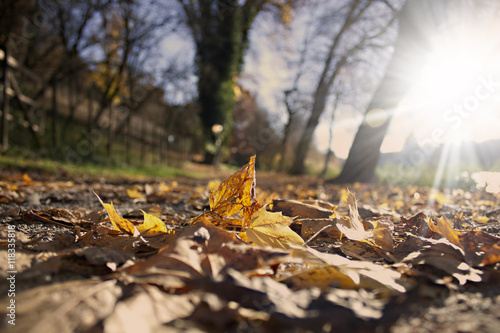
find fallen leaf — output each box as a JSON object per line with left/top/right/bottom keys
{"left": 281, "top": 265, "right": 358, "bottom": 290}
{"left": 369, "top": 219, "right": 394, "bottom": 251}
{"left": 427, "top": 216, "right": 461, "bottom": 247}
{"left": 336, "top": 190, "right": 371, "bottom": 241}
{"left": 126, "top": 187, "right": 144, "bottom": 199}
{"left": 398, "top": 237, "right": 483, "bottom": 285}
{"left": 95, "top": 192, "right": 139, "bottom": 236}
{"left": 458, "top": 230, "right": 500, "bottom": 266}
{"left": 472, "top": 216, "right": 489, "bottom": 224}
{"left": 0, "top": 280, "right": 121, "bottom": 333}
{"left": 245, "top": 205, "right": 304, "bottom": 249}
{"left": 136, "top": 210, "right": 168, "bottom": 236}
{"left": 289, "top": 245, "right": 407, "bottom": 293}
{"left": 270, "top": 199, "right": 334, "bottom": 219}
{"left": 208, "top": 155, "right": 261, "bottom": 223}
{"left": 104, "top": 285, "right": 197, "bottom": 332}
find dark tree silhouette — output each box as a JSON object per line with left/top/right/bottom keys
{"left": 291, "top": 0, "right": 396, "bottom": 175}
{"left": 332, "top": 0, "right": 453, "bottom": 183}
{"left": 178, "top": 0, "right": 297, "bottom": 162}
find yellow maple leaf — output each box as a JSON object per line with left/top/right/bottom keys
{"left": 137, "top": 210, "right": 168, "bottom": 236}
{"left": 95, "top": 193, "right": 139, "bottom": 236}
{"left": 427, "top": 216, "right": 460, "bottom": 247}
{"left": 245, "top": 205, "right": 304, "bottom": 249}
{"left": 208, "top": 155, "right": 261, "bottom": 223}
{"left": 472, "top": 216, "right": 489, "bottom": 224}
{"left": 126, "top": 187, "right": 144, "bottom": 199}
{"left": 95, "top": 192, "right": 172, "bottom": 236}
{"left": 339, "top": 188, "right": 349, "bottom": 204}
{"left": 280, "top": 265, "right": 357, "bottom": 290}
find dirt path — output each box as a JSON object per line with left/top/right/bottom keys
{"left": 1, "top": 166, "right": 499, "bottom": 332}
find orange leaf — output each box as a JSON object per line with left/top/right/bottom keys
{"left": 208, "top": 156, "right": 261, "bottom": 223}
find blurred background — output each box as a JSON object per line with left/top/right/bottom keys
{"left": 1, "top": 0, "right": 499, "bottom": 191}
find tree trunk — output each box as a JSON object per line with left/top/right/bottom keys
{"left": 1, "top": 43, "right": 9, "bottom": 153}
{"left": 290, "top": 0, "right": 371, "bottom": 175}
{"left": 278, "top": 90, "right": 296, "bottom": 172}
{"left": 291, "top": 83, "right": 330, "bottom": 174}
{"left": 179, "top": 0, "right": 263, "bottom": 162}
{"left": 331, "top": 0, "right": 447, "bottom": 184}
{"left": 126, "top": 113, "right": 131, "bottom": 165}
{"left": 320, "top": 95, "right": 340, "bottom": 177}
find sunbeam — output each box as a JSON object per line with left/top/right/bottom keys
{"left": 394, "top": 2, "right": 500, "bottom": 191}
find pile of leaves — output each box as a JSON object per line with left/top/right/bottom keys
{"left": 1, "top": 157, "right": 499, "bottom": 332}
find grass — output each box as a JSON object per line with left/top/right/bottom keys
{"left": 0, "top": 154, "right": 210, "bottom": 181}
{"left": 375, "top": 160, "right": 491, "bottom": 190}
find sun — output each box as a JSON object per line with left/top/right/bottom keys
{"left": 393, "top": 6, "right": 500, "bottom": 190}
{"left": 415, "top": 47, "right": 483, "bottom": 106}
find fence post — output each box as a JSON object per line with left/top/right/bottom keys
{"left": 126, "top": 113, "right": 131, "bottom": 165}
{"left": 1, "top": 43, "right": 9, "bottom": 154}
{"left": 140, "top": 117, "right": 145, "bottom": 166}
{"left": 87, "top": 86, "right": 94, "bottom": 161}
{"left": 108, "top": 104, "right": 115, "bottom": 164}
{"left": 51, "top": 79, "right": 60, "bottom": 156}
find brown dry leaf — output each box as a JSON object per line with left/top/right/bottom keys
{"left": 73, "top": 247, "right": 135, "bottom": 270}
{"left": 245, "top": 205, "right": 305, "bottom": 249}
{"left": 424, "top": 217, "right": 500, "bottom": 266}
{"left": 458, "top": 230, "right": 500, "bottom": 266}
{"left": 270, "top": 199, "right": 334, "bottom": 219}
{"left": 289, "top": 245, "right": 407, "bottom": 293}
{"left": 336, "top": 190, "right": 371, "bottom": 241}
{"left": 399, "top": 213, "right": 438, "bottom": 239}
{"left": 0, "top": 279, "right": 121, "bottom": 333}
{"left": 300, "top": 218, "right": 342, "bottom": 240}
{"left": 369, "top": 219, "right": 394, "bottom": 251}
{"left": 482, "top": 243, "right": 500, "bottom": 266}
{"left": 340, "top": 240, "right": 390, "bottom": 262}
{"left": 400, "top": 238, "right": 482, "bottom": 285}
{"left": 208, "top": 155, "right": 261, "bottom": 223}
{"left": 122, "top": 217, "right": 294, "bottom": 283}
{"left": 104, "top": 285, "right": 197, "bottom": 332}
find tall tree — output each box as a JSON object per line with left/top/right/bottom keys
{"left": 291, "top": 0, "right": 397, "bottom": 174}
{"left": 332, "top": 0, "right": 451, "bottom": 183}
{"left": 178, "top": 0, "right": 295, "bottom": 161}
{"left": 0, "top": 0, "right": 37, "bottom": 153}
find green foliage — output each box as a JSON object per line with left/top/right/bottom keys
{"left": 375, "top": 161, "right": 489, "bottom": 189}
{"left": 0, "top": 154, "right": 205, "bottom": 180}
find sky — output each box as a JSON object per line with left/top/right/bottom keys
{"left": 162, "top": 1, "right": 500, "bottom": 160}
{"left": 244, "top": 1, "right": 500, "bottom": 160}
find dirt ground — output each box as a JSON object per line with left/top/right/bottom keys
{"left": 1, "top": 163, "right": 499, "bottom": 332}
